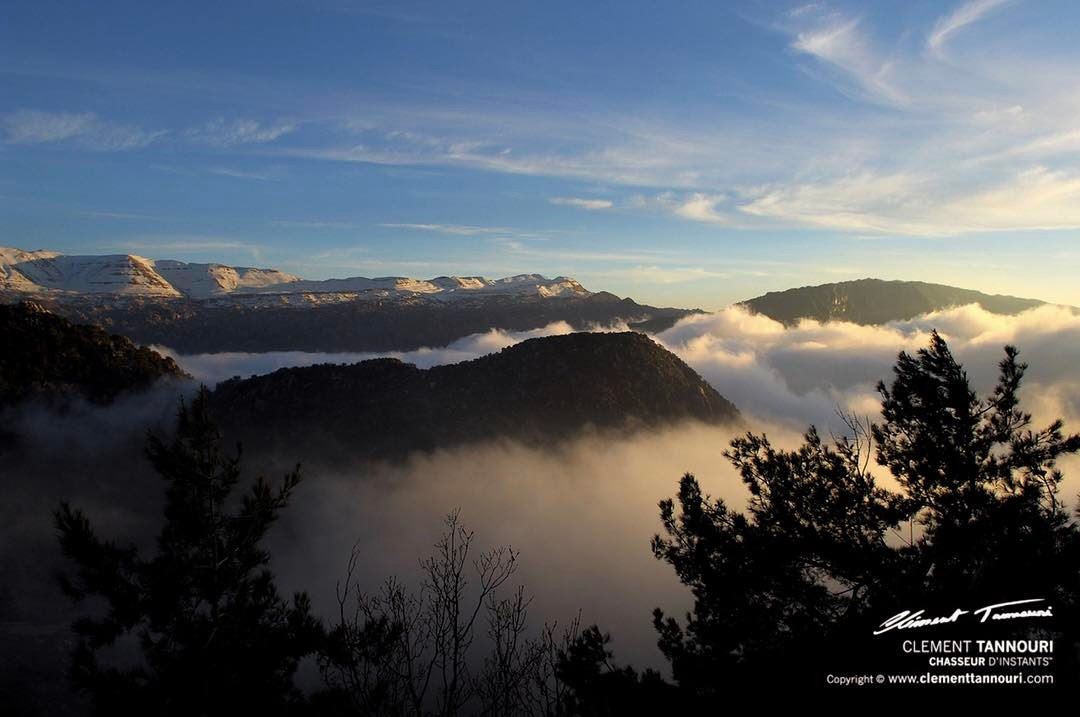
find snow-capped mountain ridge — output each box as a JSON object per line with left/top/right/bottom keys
{"left": 0, "top": 246, "right": 590, "bottom": 302}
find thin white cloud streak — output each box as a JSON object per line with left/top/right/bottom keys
{"left": 207, "top": 166, "right": 283, "bottom": 181}
{"left": 585, "top": 265, "right": 733, "bottom": 285}
{"left": 1, "top": 109, "right": 166, "bottom": 150}
{"left": 663, "top": 167, "right": 1080, "bottom": 235}
{"left": 548, "top": 197, "right": 613, "bottom": 210}
{"left": 186, "top": 117, "right": 297, "bottom": 146}
{"left": 380, "top": 223, "right": 555, "bottom": 241}
{"left": 379, "top": 223, "right": 518, "bottom": 236}
{"left": 928, "top": 0, "right": 1012, "bottom": 54}
{"left": 83, "top": 210, "right": 167, "bottom": 221}
{"left": 2, "top": 109, "right": 95, "bottom": 143}
{"left": 674, "top": 193, "right": 733, "bottom": 224}
{"left": 285, "top": 141, "right": 686, "bottom": 188}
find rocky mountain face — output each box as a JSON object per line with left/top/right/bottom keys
{"left": 742, "top": 278, "right": 1047, "bottom": 325}
{"left": 210, "top": 331, "right": 739, "bottom": 464}
{"left": 0, "top": 301, "right": 187, "bottom": 407}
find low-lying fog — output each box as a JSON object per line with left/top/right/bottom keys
{"left": 160, "top": 302, "right": 1080, "bottom": 436}
{"left": 5, "top": 303, "right": 1080, "bottom": 702}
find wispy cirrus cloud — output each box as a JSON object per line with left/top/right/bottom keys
{"left": 186, "top": 117, "right": 297, "bottom": 147}
{"left": 1, "top": 109, "right": 166, "bottom": 150}
{"left": 5, "top": 2, "right": 1075, "bottom": 247}
{"left": 928, "top": 0, "right": 1012, "bottom": 55}
{"left": 731, "top": 167, "right": 1080, "bottom": 235}
{"left": 674, "top": 193, "right": 733, "bottom": 225}
{"left": 790, "top": 16, "right": 904, "bottom": 106}
{"left": 736, "top": 172, "right": 928, "bottom": 233}
{"left": 278, "top": 127, "right": 725, "bottom": 190}
{"left": 2, "top": 109, "right": 94, "bottom": 143}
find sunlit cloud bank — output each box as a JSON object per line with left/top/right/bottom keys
{"left": 656, "top": 303, "right": 1080, "bottom": 502}
{"left": 657, "top": 303, "right": 1080, "bottom": 430}
{"left": 165, "top": 302, "right": 1080, "bottom": 434}
{"left": 161, "top": 301, "right": 1080, "bottom": 500}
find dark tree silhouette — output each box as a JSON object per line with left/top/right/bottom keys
{"left": 54, "top": 387, "right": 323, "bottom": 715}
{"left": 553, "top": 625, "right": 684, "bottom": 716}
{"left": 652, "top": 332, "right": 1080, "bottom": 693}
{"left": 318, "top": 511, "right": 672, "bottom": 716}
{"left": 320, "top": 511, "right": 529, "bottom": 716}
{"left": 873, "top": 333, "right": 1080, "bottom": 604}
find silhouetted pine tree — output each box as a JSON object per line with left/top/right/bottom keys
{"left": 651, "top": 332, "right": 1080, "bottom": 694}
{"left": 553, "top": 625, "right": 685, "bottom": 716}
{"left": 55, "top": 387, "right": 323, "bottom": 715}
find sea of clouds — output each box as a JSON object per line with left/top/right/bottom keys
{"left": 7, "top": 302, "right": 1080, "bottom": 697}
{"left": 162, "top": 302, "right": 1080, "bottom": 435}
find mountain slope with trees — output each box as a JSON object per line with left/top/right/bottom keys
{"left": 49, "top": 292, "right": 696, "bottom": 353}
{"left": 210, "top": 331, "right": 739, "bottom": 464}
{"left": 0, "top": 301, "right": 187, "bottom": 407}
{"left": 742, "top": 278, "right": 1046, "bottom": 325}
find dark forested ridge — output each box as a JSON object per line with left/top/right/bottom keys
{"left": 0, "top": 301, "right": 187, "bottom": 407}
{"left": 742, "top": 278, "right": 1048, "bottom": 325}
{"left": 210, "top": 331, "right": 739, "bottom": 463}
{"left": 43, "top": 292, "right": 697, "bottom": 353}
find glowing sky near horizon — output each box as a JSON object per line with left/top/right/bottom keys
{"left": 3, "top": 0, "right": 1080, "bottom": 309}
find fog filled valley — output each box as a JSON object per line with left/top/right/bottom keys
{"left": 5, "top": 298, "right": 1080, "bottom": 710}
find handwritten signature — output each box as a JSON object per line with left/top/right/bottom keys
{"left": 873, "top": 599, "right": 1053, "bottom": 635}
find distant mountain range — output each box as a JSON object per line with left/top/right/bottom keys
{"left": 48, "top": 291, "right": 693, "bottom": 353}
{"left": 2, "top": 247, "right": 1063, "bottom": 352}
{"left": 0, "top": 246, "right": 696, "bottom": 352}
{"left": 742, "top": 279, "right": 1049, "bottom": 325}
{"left": 210, "top": 331, "right": 739, "bottom": 464}
{"left": 0, "top": 246, "right": 588, "bottom": 302}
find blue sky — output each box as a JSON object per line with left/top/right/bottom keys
{"left": 3, "top": 0, "right": 1080, "bottom": 308}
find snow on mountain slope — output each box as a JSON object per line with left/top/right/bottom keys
{"left": 152, "top": 260, "right": 301, "bottom": 299}
{"left": 8, "top": 252, "right": 181, "bottom": 296}
{"left": 431, "top": 276, "right": 489, "bottom": 291}
{"left": 272, "top": 276, "right": 445, "bottom": 294}
{"left": 0, "top": 247, "right": 60, "bottom": 292}
{"left": 0, "top": 246, "right": 591, "bottom": 302}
